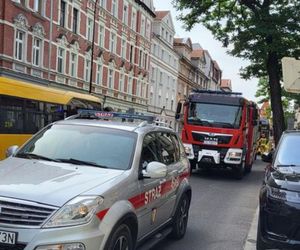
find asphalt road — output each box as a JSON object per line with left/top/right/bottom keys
{"left": 155, "top": 160, "right": 266, "bottom": 250}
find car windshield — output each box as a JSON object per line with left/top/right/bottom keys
{"left": 187, "top": 102, "right": 242, "bottom": 128}
{"left": 276, "top": 134, "right": 300, "bottom": 166}
{"left": 16, "top": 124, "right": 137, "bottom": 170}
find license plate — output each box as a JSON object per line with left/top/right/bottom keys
{"left": 204, "top": 140, "right": 218, "bottom": 145}
{"left": 0, "top": 230, "right": 17, "bottom": 245}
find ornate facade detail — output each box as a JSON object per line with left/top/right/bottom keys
{"left": 13, "top": 13, "right": 29, "bottom": 30}
{"left": 32, "top": 23, "right": 46, "bottom": 38}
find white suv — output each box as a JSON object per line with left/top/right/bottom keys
{"left": 0, "top": 111, "right": 191, "bottom": 250}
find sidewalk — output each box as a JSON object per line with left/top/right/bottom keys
{"left": 244, "top": 207, "right": 259, "bottom": 250}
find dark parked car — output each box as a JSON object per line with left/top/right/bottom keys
{"left": 257, "top": 131, "right": 300, "bottom": 249}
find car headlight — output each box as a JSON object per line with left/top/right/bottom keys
{"left": 267, "top": 186, "right": 300, "bottom": 203}
{"left": 43, "top": 196, "right": 104, "bottom": 228}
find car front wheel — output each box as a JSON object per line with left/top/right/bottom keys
{"left": 170, "top": 193, "right": 190, "bottom": 239}
{"left": 105, "top": 224, "right": 133, "bottom": 250}
{"left": 256, "top": 216, "right": 267, "bottom": 250}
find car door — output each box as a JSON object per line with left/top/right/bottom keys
{"left": 154, "top": 132, "right": 182, "bottom": 226}
{"left": 137, "top": 132, "right": 166, "bottom": 238}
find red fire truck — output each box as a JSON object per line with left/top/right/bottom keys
{"left": 176, "top": 90, "right": 259, "bottom": 179}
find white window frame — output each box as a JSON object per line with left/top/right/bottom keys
{"left": 110, "top": 32, "right": 116, "bottom": 54}
{"left": 57, "top": 47, "right": 65, "bottom": 74}
{"left": 99, "top": 24, "right": 105, "bottom": 47}
{"left": 119, "top": 71, "right": 125, "bottom": 92}
{"left": 108, "top": 68, "right": 114, "bottom": 89}
{"left": 111, "top": 0, "right": 118, "bottom": 18}
{"left": 15, "top": 30, "right": 26, "bottom": 62}
{"left": 131, "top": 9, "right": 137, "bottom": 31}
{"left": 141, "top": 16, "right": 145, "bottom": 36}
{"left": 96, "top": 60, "right": 103, "bottom": 85}
{"left": 121, "top": 38, "right": 126, "bottom": 59}
{"left": 123, "top": 1, "right": 128, "bottom": 25}
{"left": 32, "top": 37, "right": 42, "bottom": 67}
{"left": 87, "top": 17, "right": 93, "bottom": 41}
{"left": 136, "top": 79, "right": 141, "bottom": 97}
{"left": 70, "top": 52, "right": 77, "bottom": 78}
{"left": 85, "top": 57, "right": 91, "bottom": 82}
{"left": 99, "top": 0, "right": 106, "bottom": 8}
{"left": 128, "top": 74, "right": 133, "bottom": 94}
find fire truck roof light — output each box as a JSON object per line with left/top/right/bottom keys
{"left": 191, "top": 89, "right": 243, "bottom": 96}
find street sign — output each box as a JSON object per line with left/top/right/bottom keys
{"left": 282, "top": 57, "right": 300, "bottom": 93}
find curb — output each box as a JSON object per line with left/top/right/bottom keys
{"left": 244, "top": 207, "right": 259, "bottom": 250}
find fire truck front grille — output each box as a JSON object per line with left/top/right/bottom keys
{"left": 0, "top": 197, "right": 57, "bottom": 228}
{"left": 192, "top": 132, "right": 232, "bottom": 144}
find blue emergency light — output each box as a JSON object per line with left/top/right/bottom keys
{"left": 77, "top": 110, "right": 155, "bottom": 123}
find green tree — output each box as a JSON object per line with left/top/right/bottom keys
{"left": 173, "top": 0, "right": 300, "bottom": 145}
{"left": 255, "top": 77, "right": 297, "bottom": 125}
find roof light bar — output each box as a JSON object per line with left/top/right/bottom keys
{"left": 77, "top": 110, "right": 155, "bottom": 122}
{"left": 191, "top": 89, "right": 242, "bottom": 96}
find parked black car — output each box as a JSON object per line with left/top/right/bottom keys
{"left": 257, "top": 131, "right": 300, "bottom": 249}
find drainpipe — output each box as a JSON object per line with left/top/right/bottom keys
{"left": 47, "top": 0, "right": 53, "bottom": 85}
{"left": 89, "top": 0, "right": 99, "bottom": 94}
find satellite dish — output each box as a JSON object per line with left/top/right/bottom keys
{"left": 282, "top": 57, "right": 300, "bottom": 93}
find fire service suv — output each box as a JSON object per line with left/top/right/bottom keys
{"left": 176, "top": 90, "right": 259, "bottom": 179}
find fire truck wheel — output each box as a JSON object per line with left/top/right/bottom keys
{"left": 234, "top": 163, "right": 245, "bottom": 180}
{"left": 244, "top": 164, "right": 252, "bottom": 174}
{"left": 190, "top": 159, "right": 198, "bottom": 170}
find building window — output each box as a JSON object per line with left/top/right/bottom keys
{"left": 108, "top": 69, "right": 114, "bottom": 89}
{"left": 32, "top": 38, "right": 41, "bottom": 66}
{"left": 99, "top": 0, "right": 106, "bottom": 8}
{"left": 111, "top": 0, "right": 117, "bottom": 18}
{"left": 136, "top": 80, "right": 141, "bottom": 97}
{"left": 60, "top": 0, "right": 66, "bottom": 27}
{"left": 146, "top": 20, "right": 151, "bottom": 38}
{"left": 123, "top": 2, "right": 128, "bottom": 25}
{"left": 128, "top": 76, "right": 132, "bottom": 94}
{"left": 139, "top": 50, "right": 142, "bottom": 67}
{"left": 129, "top": 45, "right": 134, "bottom": 63}
{"left": 110, "top": 33, "right": 116, "bottom": 54}
{"left": 57, "top": 47, "right": 65, "bottom": 73}
{"left": 72, "top": 8, "right": 79, "bottom": 34}
{"left": 87, "top": 18, "right": 93, "bottom": 41}
{"left": 70, "top": 53, "right": 77, "bottom": 77}
{"left": 141, "top": 17, "right": 145, "bottom": 36}
{"left": 119, "top": 73, "right": 124, "bottom": 92}
{"left": 99, "top": 25, "right": 105, "bottom": 47}
{"left": 15, "top": 30, "right": 25, "bottom": 61}
{"left": 14, "top": 0, "right": 26, "bottom": 6}
{"left": 34, "top": 0, "right": 43, "bottom": 14}
{"left": 96, "top": 63, "right": 102, "bottom": 85}
{"left": 85, "top": 58, "right": 91, "bottom": 82}
{"left": 131, "top": 10, "right": 136, "bottom": 31}
{"left": 144, "top": 54, "right": 148, "bottom": 69}
{"left": 121, "top": 39, "right": 126, "bottom": 59}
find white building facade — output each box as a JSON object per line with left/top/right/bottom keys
{"left": 149, "top": 11, "right": 179, "bottom": 129}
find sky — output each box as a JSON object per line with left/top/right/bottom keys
{"left": 153, "top": 0, "right": 258, "bottom": 101}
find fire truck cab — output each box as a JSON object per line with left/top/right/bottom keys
{"left": 176, "top": 90, "right": 259, "bottom": 179}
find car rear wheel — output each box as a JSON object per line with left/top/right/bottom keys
{"left": 105, "top": 224, "right": 133, "bottom": 250}
{"left": 170, "top": 193, "right": 190, "bottom": 239}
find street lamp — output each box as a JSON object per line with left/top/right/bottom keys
{"left": 89, "top": 0, "right": 99, "bottom": 94}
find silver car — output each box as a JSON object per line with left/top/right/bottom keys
{"left": 0, "top": 111, "right": 191, "bottom": 250}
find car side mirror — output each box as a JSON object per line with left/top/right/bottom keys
{"left": 142, "top": 162, "right": 167, "bottom": 179}
{"left": 6, "top": 145, "right": 19, "bottom": 158}
{"left": 262, "top": 152, "right": 273, "bottom": 163}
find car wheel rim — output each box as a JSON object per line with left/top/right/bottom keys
{"left": 178, "top": 198, "right": 188, "bottom": 234}
{"left": 113, "top": 235, "right": 128, "bottom": 250}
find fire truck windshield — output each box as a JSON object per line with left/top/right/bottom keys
{"left": 187, "top": 102, "right": 243, "bottom": 129}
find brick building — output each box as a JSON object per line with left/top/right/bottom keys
{"left": 0, "top": 0, "right": 155, "bottom": 113}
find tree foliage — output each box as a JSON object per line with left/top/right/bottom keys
{"left": 173, "top": 0, "right": 300, "bottom": 144}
